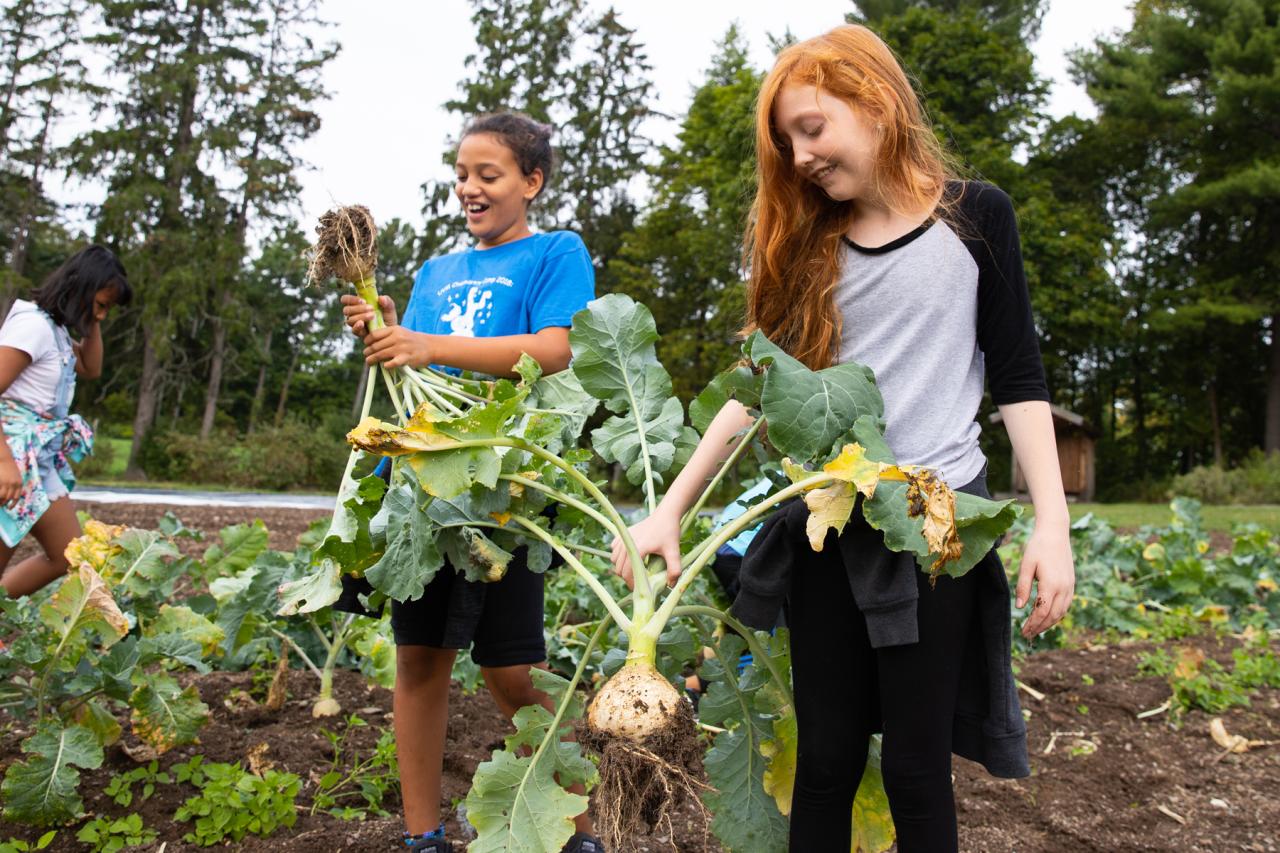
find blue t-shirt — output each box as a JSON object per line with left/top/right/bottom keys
{"left": 400, "top": 231, "right": 595, "bottom": 342}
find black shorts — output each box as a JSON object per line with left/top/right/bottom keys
{"left": 390, "top": 547, "right": 547, "bottom": 668}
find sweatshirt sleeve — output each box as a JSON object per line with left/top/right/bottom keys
{"left": 961, "top": 183, "right": 1050, "bottom": 406}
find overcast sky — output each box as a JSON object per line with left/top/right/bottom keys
{"left": 53, "top": 0, "right": 1135, "bottom": 237}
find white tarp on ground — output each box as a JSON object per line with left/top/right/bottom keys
{"left": 74, "top": 487, "right": 330, "bottom": 510}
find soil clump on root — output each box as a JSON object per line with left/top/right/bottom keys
{"left": 308, "top": 205, "right": 377, "bottom": 284}
{"left": 583, "top": 681, "right": 708, "bottom": 852}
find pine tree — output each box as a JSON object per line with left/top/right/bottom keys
{"left": 1075, "top": 0, "right": 1280, "bottom": 456}
{"left": 197, "top": 0, "right": 336, "bottom": 438}
{"left": 74, "top": 0, "right": 263, "bottom": 475}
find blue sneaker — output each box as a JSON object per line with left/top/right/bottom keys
{"left": 403, "top": 824, "right": 448, "bottom": 851}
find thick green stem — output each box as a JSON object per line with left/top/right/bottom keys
{"left": 672, "top": 604, "right": 793, "bottom": 709}
{"left": 648, "top": 474, "right": 831, "bottom": 634}
{"left": 499, "top": 474, "right": 619, "bottom": 540}
{"left": 353, "top": 277, "right": 385, "bottom": 331}
{"left": 509, "top": 515, "right": 632, "bottom": 632}
{"left": 624, "top": 629, "right": 658, "bottom": 668}
{"left": 441, "top": 436, "right": 653, "bottom": 611}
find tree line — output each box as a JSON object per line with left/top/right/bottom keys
{"left": 0, "top": 0, "right": 1275, "bottom": 497}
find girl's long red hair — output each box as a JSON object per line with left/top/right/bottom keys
{"left": 745, "top": 24, "right": 956, "bottom": 369}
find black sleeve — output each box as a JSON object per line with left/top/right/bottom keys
{"left": 956, "top": 182, "right": 1050, "bottom": 406}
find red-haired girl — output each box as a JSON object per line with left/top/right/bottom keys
{"left": 612, "top": 24, "right": 1075, "bottom": 852}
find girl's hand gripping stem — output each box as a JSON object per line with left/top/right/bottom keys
{"left": 611, "top": 505, "right": 682, "bottom": 590}
{"left": 610, "top": 400, "right": 756, "bottom": 591}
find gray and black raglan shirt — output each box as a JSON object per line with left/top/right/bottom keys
{"left": 835, "top": 180, "right": 1050, "bottom": 485}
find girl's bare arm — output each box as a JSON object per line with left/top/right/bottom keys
{"left": 0, "top": 347, "right": 31, "bottom": 505}
{"left": 998, "top": 399, "right": 1075, "bottom": 638}
{"left": 73, "top": 320, "right": 104, "bottom": 379}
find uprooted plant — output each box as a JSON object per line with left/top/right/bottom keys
{"left": 278, "top": 211, "right": 1021, "bottom": 851}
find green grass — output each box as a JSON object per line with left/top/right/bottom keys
{"left": 1024, "top": 502, "right": 1280, "bottom": 534}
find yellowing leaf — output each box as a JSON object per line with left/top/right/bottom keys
{"left": 822, "top": 443, "right": 893, "bottom": 499}
{"left": 1173, "top": 645, "right": 1205, "bottom": 680}
{"left": 760, "top": 714, "right": 798, "bottom": 816}
{"left": 64, "top": 520, "right": 125, "bottom": 574}
{"left": 905, "top": 470, "right": 962, "bottom": 580}
{"left": 1143, "top": 542, "right": 1166, "bottom": 562}
{"left": 346, "top": 416, "right": 457, "bottom": 455}
{"left": 50, "top": 564, "right": 129, "bottom": 644}
{"left": 780, "top": 458, "right": 811, "bottom": 486}
{"left": 802, "top": 481, "right": 857, "bottom": 551}
{"left": 1257, "top": 578, "right": 1277, "bottom": 593}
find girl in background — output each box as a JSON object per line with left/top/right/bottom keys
{"left": 0, "top": 245, "right": 131, "bottom": 596}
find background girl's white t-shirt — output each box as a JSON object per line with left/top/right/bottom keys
{"left": 0, "top": 300, "right": 72, "bottom": 413}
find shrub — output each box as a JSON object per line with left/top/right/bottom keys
{"left": 141, "top": 421, "right": 346, "bottom": 490}
{"left": 73, "top": 438, "right": 115, "bottom": 479}
{"left": 1172, "top": 451, "right": 1280, "bottom": 504}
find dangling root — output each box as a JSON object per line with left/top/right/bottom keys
{"left": 308, "top": 204, "right": 378, "bottom": 285}
{"left": 583, "top": 695, "right": 710, "bottom": 852}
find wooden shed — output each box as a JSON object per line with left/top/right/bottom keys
{"left": 988, "top": 404, "right": 1098, "bottom": 501}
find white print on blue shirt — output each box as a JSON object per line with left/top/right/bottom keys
{"left": 435, "top": 277, "right": 512, "bottom": 337}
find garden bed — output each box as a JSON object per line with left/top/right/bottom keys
{"left": 2, "top": 501, "right": 1277, "bottom": 851}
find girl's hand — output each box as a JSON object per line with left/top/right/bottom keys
{"left": 0, "top": 457, "right": 23, "bottom": 508}
{"left": 341, "top": 293, "right": 397, "bottom": 340}
{"left": 1015, "top": 524, "right": 1075, "bottom": 639}
{"left": 363, "top": 326, "right": 432, "bottom": 369}
{"left": 611, "top": 505, "right": 683, "bottom": 590}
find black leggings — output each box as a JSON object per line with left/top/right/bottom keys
{"left": 787, "top": 551, "right": 977, "bottom": 852}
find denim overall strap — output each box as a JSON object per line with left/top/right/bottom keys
{"left": 34, "top": 309, "right": 76, "bottom": 419}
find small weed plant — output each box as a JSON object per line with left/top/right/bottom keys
{"left": 74, "top": 814, "right": 157, "bottom": 853}
{"left": 311, "top": 714, "right": 399, "bottom": 819}
{"left": 173, "top": 761, "right": 301, "bottom": 846}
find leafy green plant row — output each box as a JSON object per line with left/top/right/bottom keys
{"left": 1002, "top": 497, "right": 1280, "bottom": 653}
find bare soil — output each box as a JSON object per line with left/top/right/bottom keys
{"left": 1, "top": 502, "right": 1277, "bottom": 851}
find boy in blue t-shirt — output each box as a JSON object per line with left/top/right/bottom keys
{"left": 341, "top": 113, "right": 600, "bottom": 853}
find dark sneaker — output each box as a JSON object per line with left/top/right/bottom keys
{"left": 561, "top": 832, "right": 606, "bottom": 853}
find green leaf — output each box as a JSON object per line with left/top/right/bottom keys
{"left": 746, "top": 331, "right": 883, "bottom": 462}
{"left": 72, "top": 699, "right": 122, "bottom": 749}
{"left": 862, "top": 480, "right": 1021, "bottom": 578}
{"left": 107, "top": 529, "right": 180, "bottom": 593}
{"left": 129, "top": 673, "right": 209, "bottom": 753}
{"left": 392, "top": 397, "right": 524, "bottom": 499}
{"left": 703, "top": 725, "right": 789, "bottom": 852}
{"left": 215, "top": 552, "right": 296, "bottom": 651}
{"left": 514, "top": 353, "right": 543, "bottom": 386}
{"left": 570, "top": 294, "right": 685, "bottom": 496}
{"left": 690, "top": 362, "right": 762, "bottom": 432}
{"left": 1, "top": 724, "right": 103, "bottom": 825}
{"left": 136, "top": 632, "right": 208, "bottom": 673}
{"left": 366, "top": 485, "right": 445, "bottom": 601}
{"left": 146, "top": 605, "right": 224, "bottom": 657}
{"left": 201, "top": 522, "right": 269, "bottom": 578}
{"left": 527, "top": 369, "right": 599, "bottom": 453}
{"left": 276, "top": 558, "right": 344, "bottom": 616}
{"left": 464, "top": 668, "right": 593, "bottom": 853}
